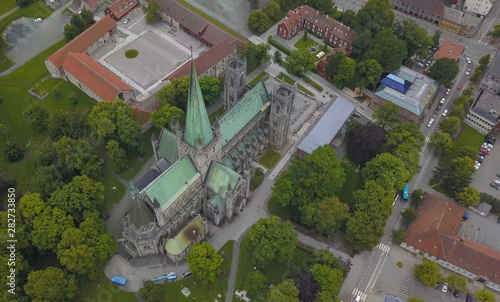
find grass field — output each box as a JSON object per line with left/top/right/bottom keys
{"left": 439, "top": 125, "right": 483, "bottom": 167}
{"left": 267, "top": 195, "right": 299, "bottom": 221}
{"left": 294, "top": 37, "right": 317, "bottom": 50}
{"left": 157, "top": 240, "right": 234, "bottom": 301}
{"left": 0, "top": 0, "right": 17, "bottom": 16}
{"left": 301, "top": 75, "right": 323, "bottom": 92}
{"left": 258, "top": 148, "right": 281, "bottom": 169}
{"left": 119, "top": 128, "right": 156, "bottom": 180}
{"left": 233, "top": 236, "right": 311, "bottom": 300}
{"left": 337, "top": 158, "right": 364, "bottom": 204}
{"left": 0, "top": 0, "right": 54, "bottom": 72}
{"left": 77, "top": 274, "right": 138, "bottom": 302}
{"left": 248, "top": 71, "right": 267, "bottom": 87}
{"left": 276, "top": 72, "right": 315, "bottom": 97}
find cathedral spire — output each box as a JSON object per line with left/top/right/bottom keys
{"left": 183, "top": 61, "right": 214, "bottom": 148}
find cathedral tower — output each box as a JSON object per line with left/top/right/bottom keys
{"left": 268, "top": 81, "right": 296, "bottom": 150}
{"left": 224, "top": 49, "right": 247, "bottom": 110}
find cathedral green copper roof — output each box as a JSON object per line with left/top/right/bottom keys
{"left": 145, "top": 155, "right": 200, "bottom": 211}
{"left": 165, "top": 215, "right": 205, "bottom": 256}
{"left": 184, "top": 62, "right": 214, "bottom": 147}
{"left": 219, "top": 81, "right": 270, "bottom": 147}
{"left": 157, "top": 128, "right": 179, "bottom": 164}
{"left": 208, "top": 195, "right": 225, "bottom": 211}
{"left": 205, "top": 162, "right": 241, "bottom": 199}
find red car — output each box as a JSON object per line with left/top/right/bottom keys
{"left": 479, "top": 147, "right": 488, "bottom": 154}
{"left": 457, "top": 84, "right": 462, "bottom": 90}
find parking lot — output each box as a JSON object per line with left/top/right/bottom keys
{"left": 459, "top": 209, "right": 500, "bottom": 252}
{"left": 470, "top": 136, "right": 500, "bottom": 198}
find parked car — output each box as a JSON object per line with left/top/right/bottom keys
{"left": 486, "top": 135, "right": 496, "bottom": 142}
{"left": 435, "top": 282, "right": 441, "bottom": 289}
{"left": 479, "top": 147, "right": 488, "bottom": 154}
{"left": 466, "top": 57, "right": 472, "bottom": 64}
{"left": 123, "top": 17, "right": 130, "bottom": 24}
{"left": 477, "top": 157, "right": 483, "bottom": 164}
{"left": 457, "top": 84, "right": 462, "bottom": 90}
{"left": 417, "top": 165, "right": 422, "bottom": 173}
{"left": 497, "top": 216, "right": 500, "bottom": 223}
{"left": 442, "top": 109, "right": 448, "bottom": 117}
{"left": 34, "top": 18, "right": 42, "bottom": 23}
{"left": 453, "top": 289, "right": 460, "bottom": 298}
{"left": 440, "top": 97, "right": 446, "bottom": 104}
{"left": 466, "top": 293, "right": 473, "bottom": 302}
{"left": 466, "top": 69, "right": 471, "bottom": 75}
{"left": 491, "top": 182, "right": 500, "bottom": 190}
{"left": 445, "top": 88, "right": 451, "bottom": 94}
{"left": 182, "top": 271, "right": 191, "bottom": 279}
{"left": 497, "top": 172, "right": 500, "bottom": 177}
{"left": 442, "top": 283, "right": 448, "bottom": 293}
{"left": 427, "top": 118, "right": 435, "bottom": 127}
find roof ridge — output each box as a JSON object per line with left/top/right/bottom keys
{"left": 71, "top": 52, "right": 122, "bottom": 91}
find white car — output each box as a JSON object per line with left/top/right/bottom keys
{"left": 442, "top": 109, "right": 448, "bottom": 117}
{"left": 466, "top": 69, "right": 471, "bottom": 75}
{"left": 427, "top": 118, "right": 435, "bottom": 128}
{"left": 445, "top": 88, "right": 450, "bottom": 95}
{"left": 466, "top": 57, "right": 472, "bottom": 64}
{"left": 123, "top": 17, "right": 130, "bottom": 24}
{"left": 34, "top": 18, "right": 42, "bottom": 23}
{"left": 442, "top": 283, "right": 448, "bottom": 293}
{"left": 440, "top": 97, "right": 445, "bottom": 104}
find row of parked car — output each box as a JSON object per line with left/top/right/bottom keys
{"left": 477, "top": 135, "right": 496, "bottom": 171}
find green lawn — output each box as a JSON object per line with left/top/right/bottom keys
{"left": 267, "top": 195, "right": 299, "bottom": 221}
{"left": 258, "top": 148, "right": 281, "bottom": 168}
{"left": 298, "top": 83, "right": 315, "bottom": 97}
{"left": 439, "top": 125, "right": 483, "bottom": 167}
{"left": 0, "top": 0, "right": 17, "bottom": 16}
{"left": 249, "top": 71, "right": 267, "bottom": 87}
{"left": 0, "top": 0, "right": 54, "bottom": 72}
{"left": 119, "top": 128, "right": 156, "bottom": 180}
{"left": 294, "top": 37, "right": 317, "bottom": 50}
{"left": 157, "top": 240, "right": 234, "bottom": 301}
{"left": 233, "top": 236, "right": 311, "bottom": 300}
{"left": 301, "top": 75, "right": 323, "bottom": 92}
{"left": 337, "top": 158, "right": 364, "bottom": 204}
{"left": 77, "top": 274, "right": 138, "bottom": 302}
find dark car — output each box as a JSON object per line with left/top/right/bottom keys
{"left": 466, "top": 293, "right": 472, "bottom": 302}
{"left": 486, "top": 135, "right": 496, "bottom": 142}
{"left": 435, "top": 282, "right": 441, "bottom": 289}
{"left": 417, "top": 165, "right": 422, "bottom": 173}
{"left": 477, "top": 157, "right": 483, "bottom": 164}
{"left": 453, "top": 289, "right": 460, "bottom": 297}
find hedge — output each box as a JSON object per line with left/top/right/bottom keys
{"left": 301, "top": 75, "right": 323, "bottom": 92}
{"left": 268, "top": 36, "right": 291, "bottom": 55}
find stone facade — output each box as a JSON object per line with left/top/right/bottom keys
{"left": 269, "top": 83, "right": 296, "bottom": 150}
{"left": 225, "top": 51, "right": 247, "bottom": 110}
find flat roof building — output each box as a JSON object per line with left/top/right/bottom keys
{"left": 480, "top": 49, "right": 500, "bottom": 96}
{"left": 371, "top": 66, "right": 438, "bottom": 124}
{"left": 465, "top": 90, "right": 500, "bottom": 134}
{"left": 297, "top": 96, "right": 355, "bottom": 157}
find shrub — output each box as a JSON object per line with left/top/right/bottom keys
{"left": 251, "top": 168, "right": 264, "bottom": 189}
{"left": 53, "top": 89, "right": 61, "bottom": 99}
{"left": 397, "top": 262, "right": 403, "bottom": 267}
{"left": 4, "top": 141, "right": 25, "bottom": 162}
{"left": 125, "top": 49, "right": 139, "bottom": 58}
{"left": 68, "top": 92, "right": 78, "bottom": 105}
{"left": 268, "top": 36, "right": 291, "bottom": 55}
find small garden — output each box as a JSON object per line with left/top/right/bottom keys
{"left": 248, "top": 71, "right": 268, "bottom": 87}
{"left": 251, "top": 168, "right": 264, "bottom": 190}
{"left": 125, "top": 49, "right": 139, "bottom": 58}
{"left": 277, "top": 72, "right": 315, "bottom": 97}
{"left": 258, "top": 148, "right": 281, "bottom": 169}
{"left": 294, "top": 32, "right": 329, "bottom": 62}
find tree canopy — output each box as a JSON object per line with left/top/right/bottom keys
{"left": 310, "top": 264, "right": 344, "bottom": 296}
{"left": 140, "top": 281, "right": 163, "bottom": 302}
{"left": 364, "top": 28, "right": 407, "bottom": 72}
{"left": 244, "top": 42, "right": 270, "bottom": 72}
{"left": 144, "top": 1, "right": 161, "bottom": 22}
{"left": 362, "top": 153, "right": 410, "bottom": 191}
{"left": 247, "top": 217, "right": 297, "bottom": 266}
{"left": 24, "top": 267, "right": 78, "bottom": 302}
{"left": 357, "top": 0, "right": 395, "bottom": 36}
{"left": 476, "top": 289, "right": 497, "bottom": 302}
{"left": 310, "top": 196, "right": 350, "bottom": 236}
{"left": 199, "top": 76, "right": 221, "bottom": 105}
{"left": 55, "top": 137, "right": 101, "bottom": 179}
{"left": 374, "top": 102, "right": 400, "bottom": 129}
{"left": 186, "top": 243, "right": 222, "bottom": 283}
{"left": 19, "top": 193, "right": 46, "bottom": 227}
{"left": 245, "top": 271, "right": 268, "bottom": 298}
{"left": 346, "top": 122, "right": 385, "bottom": 165}
{"left": 324, "top": 52, "right": 344, "bottom": 79}
{"left": 267, "top": 279, "right": 300, "bottom": 302}
{"left": 430, "top": 131, "right": 453, "bottom": 154}
{"left": 333, "top": 57, "right": 356, "bottom": 88}
{"left": 31, "top": 207, "right": 74, "bottom": 251}
{"left": 247, "top": 9, "right": 268, "bottom": 34}
{"left": 156, "top": 76, "right": 189, "bottom": 109}
{"left": 456, "top": 187, "right": 480, "bottom": 207}
{"left": 414, "top": 260, "right": 442, "bottom": 287}
{"left": 391, "top": 229, "right": 406, "bottom": 244}
{"left": 446, "top": 273, "right": 467, "bottom": 292}
{"left": 429, "top": 58, "right": 459, "bottom": 87}
{"left": 22, "top": 104, "right": 49, "bottom": 133}
{"left": 48, "top": 110, "right": 89, "bottom": 140}
{"left": 285, "top": 49, "right": 316, "bottom": 75}
{"left": 355, "top": 59, "right": 383, "bottom": 89}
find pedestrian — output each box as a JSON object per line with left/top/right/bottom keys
{"left": 257, "top": 205, "right": 260, "bottom": 211}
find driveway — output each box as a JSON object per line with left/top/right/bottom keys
{"left": 1, "top": 2, "right": 72, "bottom": 77}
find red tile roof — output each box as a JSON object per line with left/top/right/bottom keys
{"left": 405, "top": 192, "right": 500, "bottom": 285}
{"left": 107, "top": 0, "right": 139, "bottom": 20}
{"left": 87, "top": 0, "right": 99, "bottom": 9}
{"left": 164, "top": 39, "right": 236, "bottom": 81}
{"left": 281, "top": 10, "right": 302, "bottom": 31}
{"left": 434, "top": 39, "right": 465, "bottom": 61}
{"left": 47, "top": 15, "right": 117, "bottom": 69}
{"left": 62, "top": 52, "right": 133, "bottom": 102}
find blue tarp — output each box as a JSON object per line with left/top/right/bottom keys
{"left": 111, "top": 276, "right": 127, "bottom": 286}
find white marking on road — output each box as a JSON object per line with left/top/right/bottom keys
{"left": 367, "top": 255, "right": 388, "bottom": 293}
{"left": 377, "top": 243, "right": 390, "bottom": 253}
{"left": 352, "top": 289, "right": 367, "bottom": 301}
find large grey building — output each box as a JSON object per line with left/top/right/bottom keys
{"left": 465, "top": 90, "right": 500, "bottom": 134}
{"left": 480, "top": 50, "right": 500, "bottom": 96}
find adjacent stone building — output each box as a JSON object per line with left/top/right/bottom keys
{"left": 463, "top": 0, "right": 493, "bottom": 17}
{"left": 120, "top": 60, "right": 296, "bottom": 261}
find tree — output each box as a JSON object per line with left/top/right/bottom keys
{"left": 186, "top": 243, "right": 222, "bottom": 283}
{"left": 383, "top": 122, "right": 425, "bottom": 151}
{"left": 55, "top": 137, "right": 101, "bottom": 179}
{"left": 346, "top": 122, "right": 385, "bottom": 165}
{"left": 362, "top": 153, "right": 410, "bottom": 191}
{"left": 49, "top": 175, "right": 104, "bottom": 220}
{"left": 88, "top": 99, "right": 142, "bottom": 149}
{"left": 247, "top": 10, "right": 268, "bottom": 34}
{"left": 274, "top": 50, "right": 283, "bottom": 65}
{"left": 247, "top": 217, "right": 297, "bottom": 266}
{"left": 3, "top": 141, "right": 24, "bottom": 162}
{"left": 29, "top": 165, "right": 61, "bottom": 200}
{"left": 16, "top": 0, "right": 35, "bottom": 8}
{"left": 63, "top": 23, "right": 80, "bottom": 41}
{"left": 265, "top": 1, "right": 280, "bottom": 20}
{"left": 414, "top": 260, "right": 442, "bottom": 287}
{"left": 199, "top": 76, "right": 221, "bottom": 105}
{"left": 448, "top": 156, "right": 475, "bottom": 195}
{"left": 315, "top": 291, "right": 339, "bottom": 302}
{"left": 401, "top": 208, "right": 417, "bottom": 224}
{"left": 430, "top": 131, "right": 453, "bottom": 154}
{"left": 80, "top": 10, "right": 95, "bottom": 27}
{"left": 339, "top": 10, "right": 357, "bottom": 29}
{"left": 310, "top": 264, "right": 344, "bottom": 296}
{"left": 23, "top": 104, "right": 49, "bottom": 133}
{"left": 303, "top": 30, "right": 308, "bottom": 41}
{"left": 324, "top": 52, "right": 344, "bottom": 79}
{"left": 310, "top": 197, "right": 350, "bottom": 236}
{"left": 245, "top": 271, "right": 268, "bottom": 298}
{"left": 31, "top": 207, "right": 74, "bottom": 251}
{"left": 456, "top": 187, "right": 480, "bottom": 207}
{"left": 350, "top": 31, "right": 372, "bottom": 60}
{"left": 478, "top": 54, "right": 491, "bottom": 66}
{"left": 244, "top": 42, "right": 270, "bottom": 72}
{"left": 357, "top": 0, "right": 395, "bottom": 36}
{"left": 334, "top": 57, "right": 356, "bottom": 88}
{"left": 364, "top": 28, "right": 407, "bottom": 72}
{"left": 292, "top": 271, "right": 320, "bottom": 302}
{"left": 391, "top": 229, "right": 406, "bottom": 244}
{"left": 373, "top": 102, "right": 400, "bottom": 129}
{"left": 409, "top": 298, "right": 424, "bottom": 302}
{"left": 355, "top": 59, "right": 383, "bottom": 89}
{"left": 446, "top": 273, "right": 467, "bottom": 292}
{"left": 106, "top": 140, "right": 128, "bottom": 172}
{"left": 19, "top": 193, "right": 46, "bottom": 226}
{"left": 345, "top": 207, "right": 386, "bottom": 251}
{"left": 429, "top": 58, "right": 459, "bottom": 87}
{"left": 439, "top": 116, "right": 460, "bottom": 136}
{"left": 398, "top": 21, "right": 432, "bottom": 57}
{"left": 267, "top": 279, "right": 300, "bottom": 302}
{"left": 411, "top": 189, "right": 424, "bottom": 206}
{"left": 140, "top": 281, "right": 163, "bottom": 302}
{"left": 476, "top": 289, "right": 497, "bottom": 302}
{"left": 24, "top": 267, "right": 77, "bottom": 302}
{"left": 70, "top": 14, "right": 86, "bottom": 32}
{"left": 307, "top": 0, "right": 334, "bottom": 15}
{"left": 311, "top": 249, "right": 341, "bottom": 271}
{"left": 491, "top": 24, "right": 500, "bottom": 38}
{"left": 144, "top": 0, "right": 161, "bottom": 22}
{"left": 57, "top": 213, "right": 116, "bottom": 280}
{"left": 285, "top": 49, "right": 316, "bottom": 75}
{"left": 48, "top": 110, "right": 89, "bottom": 140}
{"left": 459, "top": 146, "right": 477, "bottom": 161}
{"left": 392, "top": 139, "right": 421, "bottom": 177}
{"left": 432, "top": 30, "right": 442, "bottom": 48}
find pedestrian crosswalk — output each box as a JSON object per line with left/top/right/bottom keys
{"left": 400, "top": 276, "right": 413, "bottom": 296}
{"left": 425, "top": 136, "right": 430, "bottom": 143}
{"left": 377, "top": 243, "right": 390, "bottom": 253}
{"left": 352, "top": 288, "right": 367, "bottom": 301}
{"left": 248, "top": 36, "right": 276, "bottom": 57}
